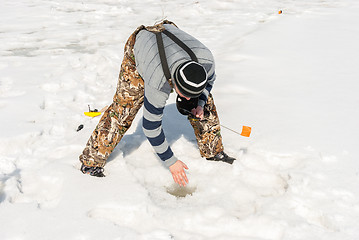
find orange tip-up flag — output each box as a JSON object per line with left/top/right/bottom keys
{"left": 221, "top": 125, "right": 252, "bottom": 137}
{"left": 240, "top": 126, "right": 251, "bottom": 137}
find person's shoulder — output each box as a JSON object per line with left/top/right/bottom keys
{"left": 164, "top": 23, "right": 181, "bottom": 32}
{"left": 135, "top": 29, "right": 153, "bottom": 41}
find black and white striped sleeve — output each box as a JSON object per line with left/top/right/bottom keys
{"left": 142, "top": 91, "right": 177, "bottom": 167}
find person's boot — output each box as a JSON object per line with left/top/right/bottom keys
{"left": 81, "top": 163, "right": 105, "bottom": 177}
{"left": 206, "top": 151, "right": 236, "bottom": 164}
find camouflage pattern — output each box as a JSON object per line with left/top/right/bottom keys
{"left": 189, "top": 94, "right": 224, "bottom": 158}
{"left": 79, "top": 20, "right": 223, "bottom": 168}
{"left": 79, "top": 26, "right": 145, "bottom": 168}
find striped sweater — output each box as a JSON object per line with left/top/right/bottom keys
{"left": 133, "top": 24, "right": 216, "bottom": 167}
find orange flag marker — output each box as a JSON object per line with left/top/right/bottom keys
{"left": 221, "top": 125, "right": 252, "bottom": 137}
{"left": 240, "top": 126, "right": 251, "bottom": 137}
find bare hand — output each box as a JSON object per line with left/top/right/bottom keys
{"left": 191, "top": 106, "right": 204, "bottom": 120}
{"left": 169, "top": 160, "right": 189, "bottom": 186}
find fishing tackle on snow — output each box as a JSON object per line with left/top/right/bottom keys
{"left": 77, "top": 124, "right": 84, "bottom": 132}
{"left": 176, "top": 95, "right": 251, "bottom": 137}
{"left": 84, "top": 104, "right": 102, "bottom": 117}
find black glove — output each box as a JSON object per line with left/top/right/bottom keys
{"left": 176, "top": 95, "right": 198, "bottom": 117}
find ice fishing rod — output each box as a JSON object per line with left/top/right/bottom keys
{"left": 221, "top": 124, "right": 251, "bottom": 137}
{"left": 182, "top": 109, "right": 251, "bottom": 137}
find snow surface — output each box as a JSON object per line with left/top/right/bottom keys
{"left": 1, "top": 0, "right": 359, "bottom": 239}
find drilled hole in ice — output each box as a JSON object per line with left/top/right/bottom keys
{"left": 166, "top": 184, "right": 197, "bottom": 198}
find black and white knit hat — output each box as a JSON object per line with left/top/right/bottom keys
{"left": 173, "top": 61, "right": 208, "bottom": 98}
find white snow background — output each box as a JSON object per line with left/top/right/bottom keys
{"left": 1, "top": 0, "right": 359, "bottom": 239}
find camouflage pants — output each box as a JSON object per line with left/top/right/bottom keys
{"left": 79, "top": 21, "right": 223, "bottom": 168}
{"left": 189, "top": 95, "right": 224, "bottom": 158}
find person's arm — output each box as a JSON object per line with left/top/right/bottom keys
{"left": 143, "top": 94, "right": 190, "bottom": 186}
{"left": 197, "top": 71, "right": 215, "bottom": 108}
{"left": 192, "top": 68, "right": 215, "bottom": 120}
{"left": 142, "top": 95, "right": 177, "bottom": 167}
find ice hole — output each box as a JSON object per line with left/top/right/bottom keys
{"left": 166, "top": 184, "right": 197, "bottom": 198}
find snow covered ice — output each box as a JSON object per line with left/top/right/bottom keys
{"left": 1, "top": 0, "right": 359, "bottom": 239}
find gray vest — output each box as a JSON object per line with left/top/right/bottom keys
{"left": 134, "top": 24, "right": 215, "bottom": 98}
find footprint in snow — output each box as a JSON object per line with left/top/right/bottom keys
{"left": 0, "top": 77, "right": 25, "bottom": 98}
{"left": 8, "top": 171, "right": 63, "bottom": 209}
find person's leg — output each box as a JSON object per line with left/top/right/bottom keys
{"left": 188, "top": 94, "right": 224, "bottom": 158}
{"left": 79, "top": 30, "right": 144, "bottom": 169}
